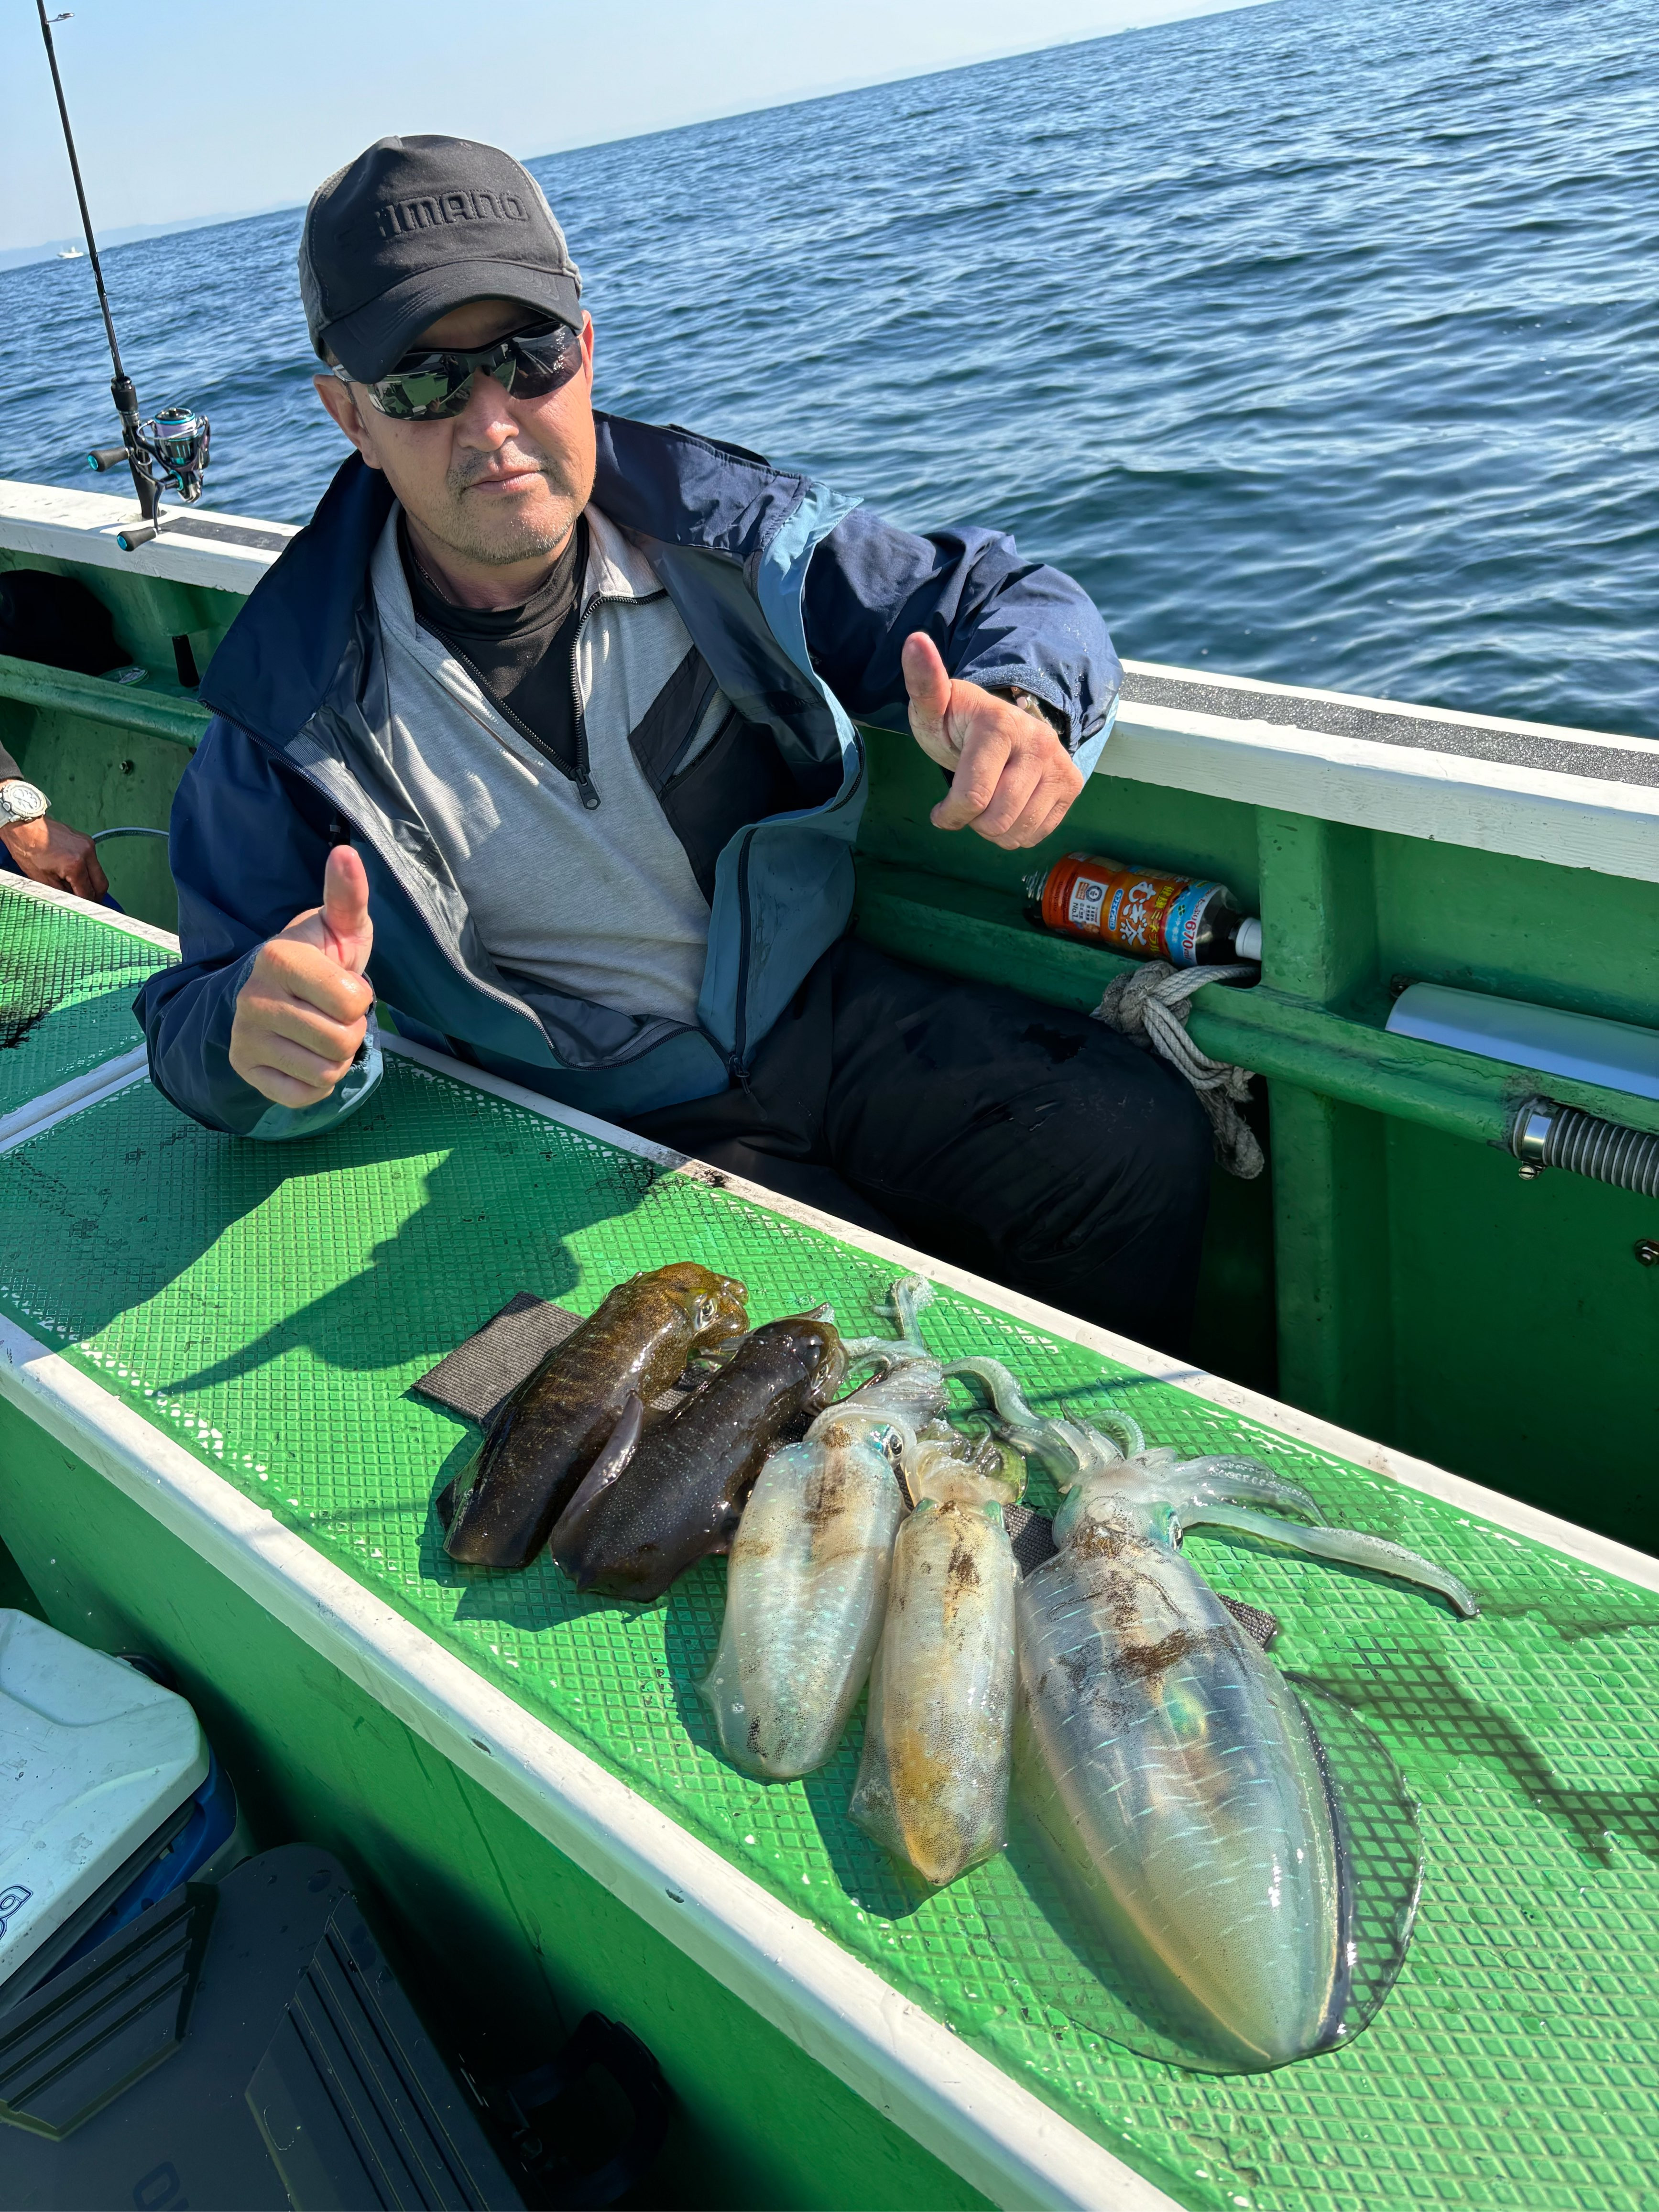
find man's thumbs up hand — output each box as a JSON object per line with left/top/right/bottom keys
{"left": 903, "top": 631, "right": 1083, "bottom": 850}
{"left": 317, "top": 843, "right": 373, "bottom": 975}
{"left": 229, "top": 844, "right": 377, "bottom": 1109}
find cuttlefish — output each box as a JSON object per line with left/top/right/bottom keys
{"left": 951, "top": 1358, "right": 1478, "bottom": 2072}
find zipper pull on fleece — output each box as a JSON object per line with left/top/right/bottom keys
{"left": 576, "top": 770, "right": 601, "bottom": 810}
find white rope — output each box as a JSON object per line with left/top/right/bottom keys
{"left": 1091, "top": 960, "right": 1265, "bottom": 1179}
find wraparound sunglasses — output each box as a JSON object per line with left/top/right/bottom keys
{"left": 334, "top": 316, "right": 586, "bottom": 421}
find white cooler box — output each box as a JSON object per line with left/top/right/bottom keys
{"left": 0, "top": 1610, "right": 242, "bottom": 2006}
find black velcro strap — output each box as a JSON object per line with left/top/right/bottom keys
{"left": 411, "top": 1293, "right": 586, "bottom": 1427}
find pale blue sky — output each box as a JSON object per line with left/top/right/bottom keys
{"left": 2, "top": 0, "right": 1263, "bottom": 256}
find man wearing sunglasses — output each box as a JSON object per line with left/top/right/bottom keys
{"left": 140, "top": 135, "right": 1211, "bottom": 1352}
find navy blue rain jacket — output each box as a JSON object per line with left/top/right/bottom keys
{"left": 137, "top": 414, "right": 1120, "bottom": 1138}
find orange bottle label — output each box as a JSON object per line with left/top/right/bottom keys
{"left": 1038, "top": 853, "right": 1222, "bottom": 964}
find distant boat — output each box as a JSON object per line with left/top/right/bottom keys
{"left": 57, "top": 246, "right": 84, "bottom": 260}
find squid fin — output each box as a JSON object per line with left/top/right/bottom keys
{"left": 1179, "top": 1502, "right": 1480, "bottom": 1618}
{"left": 547, "top": 1394, "right": 645, "bottom": 1556}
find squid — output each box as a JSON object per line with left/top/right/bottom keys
{"left": 700, "top": 1275, "right": 943, "bottom": 1781}
{"left": 848, "top": 1424, "right": 1025, "bottom": 1887}
{"left": 950, "top": 1357, "right": 1478, "bottom": 2071}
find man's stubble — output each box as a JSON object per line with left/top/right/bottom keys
{"left": 428, "top": 440, "right": 588, "bottom": 569}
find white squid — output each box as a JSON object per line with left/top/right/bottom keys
{"left": 951, "top": 1356, "right": 1478, "bottom": 2070}
{"left": 699, "top": 1277, "right": 942, "bottom": 1781}
{"left": 848, "top": 1425, "right": 1025, "bottom": 1886}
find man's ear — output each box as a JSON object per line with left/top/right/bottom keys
{"left": 313, "top": 373, "right": 383, "bottom": 471}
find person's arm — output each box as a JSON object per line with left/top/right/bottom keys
{"left": 802, "top": 506, "right": 1121, "bottom": 848}
{"left": 136, "top": 717, "right": 381, "bottom": 1139}
{"left": 0, "top": 743, "right": 109, "bottom": 900}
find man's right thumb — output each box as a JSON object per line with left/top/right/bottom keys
{"left": 320, "top": 844, "right": 372, "bottom": 974}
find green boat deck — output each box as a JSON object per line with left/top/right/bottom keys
{"left": 0, "top": 485, "right": 1656, "bottom": 2206}
{"left": 0, "top": 877, "right": 170, "bottom": 1138}
{"left": 0, "top": 993, "right": 1655, "bottom": 2208}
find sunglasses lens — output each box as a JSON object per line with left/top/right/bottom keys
{"left": 370, "top": 365, "right": 473, "bottom": 420}
{"left": 364, "top": 322, "right": 581, "bottom": 419}
{"left": 504, "top": 325, "right": 585, "bottom": 398}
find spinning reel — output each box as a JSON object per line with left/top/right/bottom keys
{"left": 88, "top": 401, "right": 212, "bottom": 511}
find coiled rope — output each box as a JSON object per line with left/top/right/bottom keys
{"left": 1091, "top": 960, "right": 1264, "bottom": 1179}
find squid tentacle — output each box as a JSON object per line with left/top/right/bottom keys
{"left": 944, "top": 1357, "right": 1145, "bottom": 1474}
{"left": 842, "top": 1273, "right": 937, "bottom": 1371}
{"left": 1166, "top": 1455, "right": 1326, "bottom": 1525}
{"left": 1179, "top": 1501, "right": 1480, "bottom": 1618}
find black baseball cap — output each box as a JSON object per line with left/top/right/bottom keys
{"left": 298, "top": 135, "right": 582, "bottom": 383}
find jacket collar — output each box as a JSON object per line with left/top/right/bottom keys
{"left": 202, "top": 416, "right": 821, "bottom": 750}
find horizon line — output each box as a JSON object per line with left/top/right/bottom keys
{"left": 1, "top": 0, "right": 1265, "bottom": 269}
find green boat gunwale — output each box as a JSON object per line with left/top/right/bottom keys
{"left": 1, "top": 1020, "right": 1654, "bottom": 2212}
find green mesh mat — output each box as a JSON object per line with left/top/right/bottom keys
{"left": 1, "top": 1056, "right": 1656, "bottom": 2212}
{"left": 0, "top": 883, "right": 170, "bottom": 1118}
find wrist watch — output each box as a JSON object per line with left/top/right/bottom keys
{"left": 0, "top": 780, "right": 49, "bottom": 827}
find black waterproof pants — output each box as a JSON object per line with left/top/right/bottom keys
{"left": 624, "top": 939, "right": 1213, "bottom": 1355}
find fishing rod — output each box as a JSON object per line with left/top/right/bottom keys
{"left": 36, "top": 2, "right": 211, "bottom": 550}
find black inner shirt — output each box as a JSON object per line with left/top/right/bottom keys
{"left": 400, "top": 513, "right": 588, "bottom": 781}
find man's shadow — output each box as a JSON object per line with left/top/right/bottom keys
{"left": 26, "top": 1064, "right": 667, "bottom": 1398}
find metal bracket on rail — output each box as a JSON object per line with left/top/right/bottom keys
{"left": 1509, "top": 1094, "right": 1659, "bottom": 1199}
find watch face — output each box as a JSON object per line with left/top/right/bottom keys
{"left": 1, "top": 783, "right": 47, "bottom": 822}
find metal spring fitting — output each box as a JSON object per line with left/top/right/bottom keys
{"left": 1509, "top": 1096, "right": 1659, "bottom": 1199}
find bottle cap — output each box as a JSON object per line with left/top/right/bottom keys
{"left": 1234, "top": 916, "right": 1263, "bottom": 962}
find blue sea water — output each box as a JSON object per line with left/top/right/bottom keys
{"left": 3, "top": 0, "right": 1656, "bottom": 735}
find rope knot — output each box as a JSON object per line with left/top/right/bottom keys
{"left": 1091, "top": 960, "right": 1264, "bottom": 1179}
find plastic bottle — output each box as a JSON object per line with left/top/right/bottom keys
{"left": 1022, "top": 853, "right": 1263, "bottom": 968}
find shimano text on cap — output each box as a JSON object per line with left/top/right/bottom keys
{"left": 299, "top": 135, "right": 582, "bottom": 384}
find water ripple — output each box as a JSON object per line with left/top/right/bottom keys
{"left": 2, "top": 0, "right": 1654, "bottom": 733}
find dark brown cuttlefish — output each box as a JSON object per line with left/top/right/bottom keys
{"left": 441, "top": 1262, "right": 748, "bottom": 1569}
{"left": 549, "top": 1310, "right": 848, "bottom": 1603}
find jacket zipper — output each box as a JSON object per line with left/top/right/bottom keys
{"left": 271, "top": 726, "right": 691, "bottom": 1069}
{"left": 730, "top": 826, "right": 756, "bottom": 1078}
{"left": 561, "top": 567, "right": 672, "bottom": 811}
{"left": 444, "top": 636, "right": 599, "bottom": 809}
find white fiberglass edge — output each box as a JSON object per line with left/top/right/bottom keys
{"left": 0, "top": 1046, "right": 150, "bottom": 1152}
{"left": 0, "top": 1315, "right": 1174, "bottom": 2212}
{"left": 0, "top": 478, "right": 295, "bottom": 596}
{"left": 380, "top": 1035, "right": 1659, "bottom": 1591}
{"left": 0, "top": 873, "right": 180, "bottom": 952}
{"left": 1104, "top": 697, "right": 1659, "bottom": 885}
{"left": 1121, "top": 657, "right": 1659, "bottom": 764}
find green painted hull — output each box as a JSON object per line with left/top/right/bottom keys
{"left": 0, "top": 1030, "right": 1656, "bottom": 2210}
{"left": 0, "top": 493, "right": 1656, "bottom": 2207}
{"left": 2, "top": 513, "right": 1654, "bottom": 1542}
